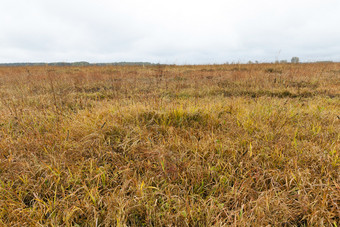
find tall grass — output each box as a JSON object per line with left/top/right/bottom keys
{"left": 0, "top": 63, "right": 339, "bottom": 226}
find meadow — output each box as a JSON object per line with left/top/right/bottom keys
{"left": 0, "top": 63, "right": 339, "bottom": 226}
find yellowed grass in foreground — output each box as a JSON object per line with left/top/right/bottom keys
{"left": 0, "top": 63, "right": 339, "bottom": 226}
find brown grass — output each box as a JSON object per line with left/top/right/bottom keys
{"left": 0, "top": 63, "right": 339, "bottom": 226}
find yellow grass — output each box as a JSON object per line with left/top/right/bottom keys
{"left": 0, "top": 63, "right": 339, "bottom": 226}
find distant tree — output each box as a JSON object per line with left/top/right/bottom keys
{"left": 291, "top": 57, "right": 300, "bottom": 64}
{"left": 280, "top": 60, "right": 288, "bottom": 63}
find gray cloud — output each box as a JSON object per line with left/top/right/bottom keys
{"left": 1, "top": 0, "right": 340, "bottom": 63}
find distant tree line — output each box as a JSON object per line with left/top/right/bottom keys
{"left": 1, "top": 59, "right": 337, "bottom": 67}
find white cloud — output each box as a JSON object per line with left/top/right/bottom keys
{"left": 0, "top": 0, "right": 340, "bottom": 63}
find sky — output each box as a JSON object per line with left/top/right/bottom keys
{"left": 1, "top": 0, "right": 340, "bottom": 64}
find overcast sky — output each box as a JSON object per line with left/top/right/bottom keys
{"left": 1, "top": 0, "right": 340, "bottom": 64}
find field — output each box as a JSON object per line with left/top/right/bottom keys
{"left": 0, "top": 63, "right": 339, "bottom": 226}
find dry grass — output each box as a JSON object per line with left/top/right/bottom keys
{"left": 0, "top": 63, "right": 339, "bottom": 226}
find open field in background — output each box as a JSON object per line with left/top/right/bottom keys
{"left": 0, "top": 63, "right": 339, "bottom": 226}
